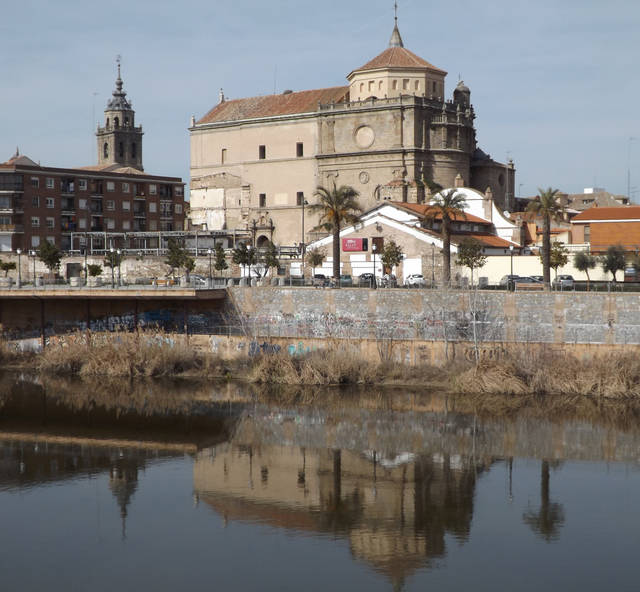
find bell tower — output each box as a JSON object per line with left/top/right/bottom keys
{"left": 96, "top": 57, "right": 144, "bottom": 170}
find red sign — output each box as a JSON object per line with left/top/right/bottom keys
{"left": 342, "top": 237, "right": 368, "bottom": 251}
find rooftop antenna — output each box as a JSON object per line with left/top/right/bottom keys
{"left": 116, "top": 54, "right": 122, "bottom": 78}
{"left": 628, "top": 137, "right": 636, "bottom": 201}
{"left": 394, "top": 0, "right": 398, "bottom": 22}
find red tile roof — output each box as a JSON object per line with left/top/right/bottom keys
{"left": 352, "top": 47, "right": 446, "bottom": 74}
{"left": 197, "top": 86, "right": 349, "bottom": 124}
{"left": 571, "top": 206, "right": 640, "bottom": 222}
{"left": 391, "top": 202, "right": 488, "bottom": 224}
{"left": 453, "top": 233, "right": 517, "bottom": 248}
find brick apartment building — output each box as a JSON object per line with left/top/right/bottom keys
{"left": 0, "top": 63, "right": 185, "bottom": 253}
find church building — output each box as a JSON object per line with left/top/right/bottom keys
{"left": 189, "top": 16, "right": 515, "bottom": 248}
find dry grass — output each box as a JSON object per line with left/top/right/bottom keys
{"left": 455, "top": 348, "right": 640, "bottom": 399}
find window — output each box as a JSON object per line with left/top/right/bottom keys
{"left": 119, "top": 142, "right": 124, "bottom": 158}
{"left": 31, "top": 216, "right": 40, "bottom": 228}
{"left": 221, "top": 148, "right": 227, "bottom": 164}
{"left": 131, "top": 143, "right": 137, "bottom": 159}
{"left": 296, "top": 192, "right": 304, "bottom": 206}
{"left": 175, "top": 204, "right": 183, "bottom": 214}
{"left": 175, "top": 186, "right": 183, "bottom": 196}
{"left": 106, "top": 218, "right": 115, "bottom": 230}
{"left": 32, "top": 196, "right": 40, "bottom": 207}
{"left": 106, "top": 200, "right": 115, "bottom": 211}
{"left": 149, "top": 220, "right": 157, "bottom": 231}
{"left": 392, "top": 80, "right": 398, "bottom": 90}
{"left": 106, "top": 181, "right": 115, "bottom": 192}
{"left": 46, "top": 178, "right": 54, "bottom": 189}
{"left": 149, "top": 184, "right": 157, "bottom": 195}
{"left": 584, "top": 225, "right": 591, "bottom": 242}
{"left": 259, "top": 193, "right": 266, "bottom": 207}
{"left": 78, "top": 198, "right": 87, "bottom": 209}
{"left": 122, "top": 183, "right": 130, "bottom": 193}
{"left": 122, "top": 220, "right": 130, "bottom": 230}
{"left": 296, "top": 143, "right": 303, "bottom": 158}
{"left": 432, "top": 81, "right": 437, "bottom": 93}
{"left": 122, "top": 201, "right": 130, "bottom": 211}
{"left": 149, "top": 202, "right": 157, "bottom": 213}
{"left": 258, "top": 145, "right": 266, "bottom": 160}
{"left": 31, "top": 236, "right": 40, "bottom": 248}
{"left": 46, "top": 197, "right": 54, "bottom": 208}
{"left": 103, "top": 143, "right": 109, "bottom": 158}
{"left": 368, "top": 80, "right": 374, "bottom": 92}
{"left": 78, "top": 179, "right": 87, "bottom": 191}
{"left": 403, "top": 79, "right": 409, "bottom": 90}
{"left": 46, "top": 237, "right": 55, "bottom": 245}
{"left": 78, "top": 218, "right": 87, "bottom": 230}
{"left": 31, "top": 177, "right": 39, "bottom": 188}
{"left": 46, "top": 217, "right": 55, "bottom": 229}
{"left": 360, "top": 83, "right": 364, "bottom": 92}
{"left": 414, "top": 80, "right": 420, "bottom": 91}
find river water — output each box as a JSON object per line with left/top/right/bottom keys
{"left": 1, "top": 375, "right": 639, "bottom": 591}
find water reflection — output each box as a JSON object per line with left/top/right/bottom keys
{"left": 522, "top": 460, "right": 565, "bottom": 541}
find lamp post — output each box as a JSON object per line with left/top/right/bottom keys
{"left": 301, "top": 197, "right": 308, "bottom": 279}
{"left": 29, "top": 250, "right": 36, "bottom": 284}
{"left": 509, "top": 244, "right": 514, "bottom": 276}
{"left": 110, "top": 247, "right": 115, "bottom": 289}
{"left": 83, "top": 247, "right": 88, "bottom": 286}
{"left": 431, "top": 242, "right": 436, "bottom": 287}
{"left": 16, "top": 248, "right": 21, "bottom": 288}
{"left": 117, "top": 249, "right": 122, "bottom": 287}
{"left": 207, "top": 248, "right": 213, "bottom": 287}
{"left": 372, "top": 243, "right": 377, "bottom": 289}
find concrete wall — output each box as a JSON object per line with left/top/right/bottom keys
{"left": 227, "top": 286, "right": 640, "bottom": 346}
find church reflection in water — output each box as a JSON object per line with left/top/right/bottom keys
{"left": 194, "top": 442, "right": 491, "bottom": 587}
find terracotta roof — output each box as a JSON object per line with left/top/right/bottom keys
{"left": 391, "top": 202, "right": 488, "bottom": 224}
{"left": 197, "top": 86, "right": 349, "bottom": 124}
{"left": 352, "top": 46, "right": 446, "bottom": 74}
{"left": 75, "top": 164, "right": 146, "bottom": 175}
{"left": 452, "top": 233, "right": 518, "bottom": 248}
{"left": 572, "top": 206, "right": 640, "bottom": 222}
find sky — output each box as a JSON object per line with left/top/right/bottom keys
{"left": 1, "top": 0, "right": 639, "bottom": 200}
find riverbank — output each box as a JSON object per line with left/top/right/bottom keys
{"left": 4, "top": 331, "right": 640, "bottom": 400}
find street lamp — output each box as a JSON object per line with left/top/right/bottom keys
{"left": 110, "top": 247, "right": 115, "bottom": 289}
{"left": 16, "top": 248, "right": 21, "bottom": 288}
{"left": 29, "top": 250, "right": 36, "bottom": 284}
{"left": 372, "top": 243, "right": 377, "bottom": 289}
{"left": 207, "top": 248, "right": 213, "bottom": 287}
{"left": 301, "top": 197, "right": 309, "bottom": 278}
{"left": 116, "top": 249, "right": 122, "bottom": 286}
{"left": 83, "top": 247, "right": 88, "bottom": 286}
{"left": 509, "top": 244, "right": 514, "bottom": 276}
{"left": 431, "top": 242, "right": 436, "bottom": 287}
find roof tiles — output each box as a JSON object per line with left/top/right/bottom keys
{"left": 572, "top": 206, "right": 640, "bottom": 222}
{"left": 353, "top": 46, "right": 446, "bottom": 74}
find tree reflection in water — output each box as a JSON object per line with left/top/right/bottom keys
{"left": 522, "top": 459, "right": 565, "bottom": 541}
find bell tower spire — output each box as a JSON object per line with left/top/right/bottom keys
{"left": 389, "top": 1, "right": 404, "bottom": 48}
{"left": 96, "top": 56, "right": 144, "bottom": 170}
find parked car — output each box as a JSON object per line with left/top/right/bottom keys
{"left": 552, "top": 274, "right": 574, "bottom": 290}
{"left": 339, "top": 274, "right": 353, "bottom": 287}
{"left": 358, "top": 273, "right": 376, "bottom": 287}
{"left": 189, "top": 274, "right": 208, "bottom": 287}
{"left": 530, "top": 275, "right": 544, "bottom": 283}
{"left": 313, "top": 273, "right": 329, "bottom": 287}
{"left": 405, "top": 273, "right": 427, "bottom": 288}
{"left": 499, "top": 274, "right": 520, "bottom": 287}
{"left": 379, "top": 273, "right": 397, "bottom": 288}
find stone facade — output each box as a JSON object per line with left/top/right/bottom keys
{"left": 189, "top": 21, "right": 515, "bottom": 247}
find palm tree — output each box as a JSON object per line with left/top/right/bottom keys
{"left": 308, "top": 183, "right": 363, "bottom": 280}
{"left": 424, "top": 189, "right": 467, "bottom": 285}
{"left": 527, "top": 187, "right": 564, "bottom": 288}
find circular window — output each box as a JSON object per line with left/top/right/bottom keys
{"left": 355, "top": 125, "right": 375, "bottom": 149}
{"left": 359, "top": 171, "right": 370, "bottom": 184}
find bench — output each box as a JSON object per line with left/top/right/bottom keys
{"left": 515, "top": 282, "right": 544, "bottom": 291}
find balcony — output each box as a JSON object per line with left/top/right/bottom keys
{"left": 133, "top": 221, "right": 146, "bottom": 232}
{"left": 60, "top": 222, "right": 77, "bottom": 232}
{"left": 0, "top": 224, "right": 24, "bottom": 233}
{"left": 90, "top": 225, "right": 104, "bottom": 232}
{"left": 90, "top": 204, "right": 103, "bottom": 214}
{"left": 61, "top": 199, "right": 75, "bottom": 212}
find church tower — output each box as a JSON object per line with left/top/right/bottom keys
{"left": 96, "top": 59, "right": 144, "bottom": 170}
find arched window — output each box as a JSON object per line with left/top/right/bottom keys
{"left": 124, "top": 117, "right": 129, "bottom": 127}
{"left": 103, "top": 143, "right": 109, "bottom": 158}
{"left": 392, "top": 80, "right": 398, "bottom": 90}
{"left": 131, "top": 143, "right": 137, "bottom": 159}
{"left": 106, "top": 118, "right": 110, "bottom": 128}
{"left": 114, "top": 117, "right": 119, "bottom": 128}
{"left": 414, "top": 80, "right": 420, "bottom": 91}
{"left": 119, "top": 142, "right": 124, "bottom": 158}
{"left": 359, "top": 83, "right": 364, "bottom": 92}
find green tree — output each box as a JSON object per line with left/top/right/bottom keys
{"left": 306, "top": 248, "right": 326, "bottom": 275}
{"left": 601, "top": 244, "right": 625, "bottom": 282}
{"left": 543, "top": 241, "right": 569, "bottom": 280}
{"left": 164, "top": 238, "right": 194, "bottom": 277}
{"left": 232, "top": 243, "right": 258, "bottom": 276}
{"left": 380, "top": 240, "right": 403, "bottom": 273}
{"left": 87, "top": 263, "right": 102, "bottom": 277}
{"left": 263, "top": 242, "right": 279, "bottom": 277}
{"left": 423, "top": 189, "right": 468, "bottom": 285}
{"left": 573, "top": 250, "right": 597, "bottom": 291}
{"left": 0, "top": 260, "right": 16, "bottom": 277}
{"left": 455, "top": 237, "right": 487, "bottom": 286}
{"left": 213, "top": 243, "right": 228, "bottom": 274}
{"left": 37, "top": 240, "right": 63, "bottom": 274}
{"left": 103, "top": 249, "right": 123, "bottom": 270}
{"left": 527, "top": 187, "right": 565, "bottom": 288}
{"left": 308, "top": 183, "right": 362, "bottom": 281}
